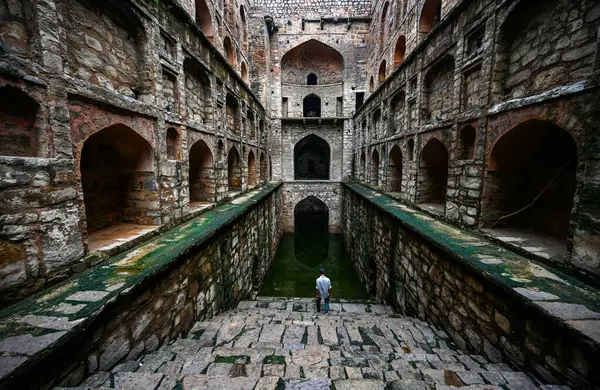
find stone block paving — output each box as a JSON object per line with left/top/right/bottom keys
{"left": 55, "top": 297, "right": 571, "bottom": 390}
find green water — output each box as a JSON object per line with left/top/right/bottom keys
{"left": 259, "top": 233, "right": 369, "bottom": 299}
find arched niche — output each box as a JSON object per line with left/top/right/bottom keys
{"left": 307, "top": 73, "right": 318, "bottom": 85}
{"left": 294, "top": 196, "right": 329, "bottom": 233}
{"left": 240, "top": 61, "right": 248, "bottom": 83}
{"left": 80, "top": 124, "right": 155, "bottom": 233}
{"left": 418, "top": 138, "right": 448, "bottom": 210}
{"left": 419, "top": 0, "right": 441, "bottom": 35}
{"left": 378, "top": 61, "right": 387, "bottom": 83}
{"left": 195, "top": 0, "right": 213, "bottom": 40}
{"left": 458, "top": 125, "right": 476, "bottom": 160}
{"left": 227, "top": 146, "right": 241, "bottom": 190}
{"left": 389, "top": 145, "right": 403, "bottom": 192}
{"left": 394, "top": 36, "right": 406, "bottom": 66}
{"left": 223, "top": 36, "right": 234, "bottom": 66}
{"left": 259, "top": 152, "right": 266, "bottom": 181}
{"left": 371, "top": 149, "right": 380, "bottom": 186}
{"left": 0, "top": 86, "right": 40, "bottom": 157}
{"left": 189, "top": 140, "right": 215, "bottom": 202}
{"left": 303, "top": 94, "right": 321, "bottom": 117}
{"left": 482, "top": 120, "right": 577, "bottom": 242}
{"left": 247, "top": 150, "right": 257, "bottom": 187}
{"left": 281, "top": 40, "right": 344, "bottom": 84}
{"left": 166, "top": 128, "right": 180, "bottom": 160}
{"left": 294, "top": 134, "right": 330, "bottom": 180}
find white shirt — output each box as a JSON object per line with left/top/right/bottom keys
{"left": 316, "top": 275, "right": 332, "bottom": 298}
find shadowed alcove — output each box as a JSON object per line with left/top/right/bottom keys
{"left": 294, "top": 134, "right": 330, "bottom": 180}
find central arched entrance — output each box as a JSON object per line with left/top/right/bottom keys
{"left": 294, "top": 134, "right": 330, "bottom": 180}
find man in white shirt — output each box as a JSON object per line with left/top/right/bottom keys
{"left": 316, "top": 269, "right": 332, "bottom": 313}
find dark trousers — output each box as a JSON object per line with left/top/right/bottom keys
{"left": 316, "top": 296, "right": 330, "bottom": 313}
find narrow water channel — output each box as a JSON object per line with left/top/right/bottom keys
{"left": 259, "top": 233, "right": 369, "bottom": 299}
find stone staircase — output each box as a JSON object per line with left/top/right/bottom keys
{"left": 58, "top": 297, "right": 571, "bottom": 390}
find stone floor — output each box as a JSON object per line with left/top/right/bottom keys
{"left": 88, "top": 223, "right": 160, "bottom": 253}
{"left": 57, "top": 297, "right": 571, "bottom": 390}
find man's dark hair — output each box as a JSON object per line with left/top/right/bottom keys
{"left": 319, "top": 269, "right": 326, "bottom": 275}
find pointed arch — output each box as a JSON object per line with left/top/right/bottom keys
{"left": 380, "top": 2, "right": 390, "bottom": 51}
{"left": 227, "top": 146, "right": 241, "bottom": 190}
{"left": 303, "top": 94, "right": 321, "bottom": 117}
{"left": 281, "top": 39, "right": 344, "bottom": 84}
{"left": 359, "top": 151, "right": 366, "bottom": 182}
{"left": 80, "top": 124, "right": 155, "bottom": 232}
{"left": 259, "top": 152, "right": 266, "bottom": 181}
{"left": 369, "top": 76, "right": 375, "bottom": 92}
{"left": 223, "top": 36, "right": 234, "bottom": 66}
{"left": 389, "top": 145, "right": 403, "bottom": 192}
{"left": 240, "top": 61, "right": 248, "bottom": 83}
{"left": 294, "top": 196, "right": 329, "bottom": 233}
{"left": 483, "top": 119, "right": 577, "bottom": 240}
{"left": 419, "top": 0, "right": 442, "bottom": 35}
{"left": 371, "top": 149, "right": 380, "bottom": 186}
{"left": 393, "top": 36, "right": 406, "bottom": 66}
{"left": 378, "top": 61, "right": 387, "bottom": 83}
{"left": 418, "top": 138, "right": 448, "bottom": 209}
{"left": 294, "top": 134, "right": 330, "bottom": 180}
{"left": 189, "top": 139, "right": 215, "bottom": 201}
{"left": 195, "top": 0, "right": 213, "bottom": 40}
{"left": 247, "top": 150, "right": 257, "bottom": 187}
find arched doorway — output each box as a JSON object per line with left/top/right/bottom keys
{"left": 227, "top": 146, "right": 241, "bottom": 191}
{"left": 189, "top": 140, "right": 214, "bottom": 202}
{"left": 389, "top": 145, "right": 403, "bottom": 192}
{"left": 80, "top": 124, "right": 154, "bottom": 233}
{"left": 247, "top": 150, "right": 257, "bottom": 187}
{"left": 371, "top": 149, "right": 380, "bottom": 186}
{"left": 294, "top": 134, "right": 330, "bottom": 180}
{"left": 303, "top": 94, "right": 321, "bottom": 117}
{"left": 418, "top": 138, "right": 448, "bottom": 211}
{"left": 482, "top": 120, "right": 577, "bottom": 243}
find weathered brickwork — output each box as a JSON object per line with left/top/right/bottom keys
{"left": 342, "top": 185, "right": 600, "bottom": 389}
{"left": 0, "top": 0, "right": 272, "bottom": 306}
{"left": 355, "top": 0, "right": 600, "bottom": 277}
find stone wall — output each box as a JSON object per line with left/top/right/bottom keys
{"left": 342, "top": 184, "right": 600, "bottom": 389}
{"left": 354, "top": 0, "right": 600, "bottom": 278}
{"left": 0, "top": 0, "right": 273, "bottom": 307}
{"left": 0, "top": 184, "right": 283, "bottom": 389}
{"left": 282, "top": 182, "right": 341, "bottom": 233}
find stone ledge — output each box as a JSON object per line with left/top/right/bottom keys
{"left": 0, "top": 182, "right": 282, "bottom": 387}
{"left": 342, "top": 182, "right": 600, "bottom": 347}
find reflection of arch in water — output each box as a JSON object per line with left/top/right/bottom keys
{"left": 294, "top": 196, "right": 329, "bottom": 266}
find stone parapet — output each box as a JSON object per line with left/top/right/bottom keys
{"left": 342, "top": 182, "right": 600, "bottom": 389}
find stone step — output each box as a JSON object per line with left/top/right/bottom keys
{"left": 61, "top": 298, "right": 571, "bottom": 390}
{"left": 53, "top": 371, "right": 570, "bottom": 390}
